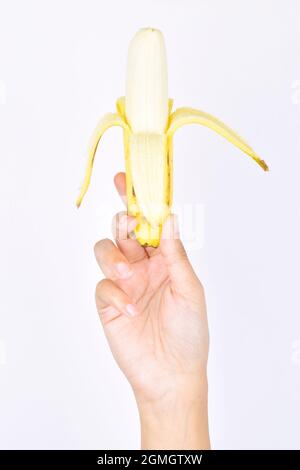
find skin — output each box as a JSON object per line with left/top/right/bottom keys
{"left": 94, "top": 172, "right": 210, "bottom": 450}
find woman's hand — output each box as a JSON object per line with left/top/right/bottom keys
{"left": 94, "top": 172, "right": 210, "bottom": 449}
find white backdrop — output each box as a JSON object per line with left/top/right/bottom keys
{"left": 0, "top": 0, "right": 299, "bottom": 450}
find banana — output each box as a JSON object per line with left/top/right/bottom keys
{"left": 76, "top": 28, "right": 268, "bottom": 247}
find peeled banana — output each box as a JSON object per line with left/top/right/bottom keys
{"left": 77, "top": 28, "right": 268, "bottom": 247}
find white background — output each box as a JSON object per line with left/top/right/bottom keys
{"left": 0, "top": 0, "right": 299, "bottom": 450}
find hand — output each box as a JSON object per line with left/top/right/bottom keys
{"left": 94, "top": 172, "right": 210, "bottom": 449}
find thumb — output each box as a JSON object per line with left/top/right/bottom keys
{"left": 159, "top": 215, "right": 199, "bottom": 294}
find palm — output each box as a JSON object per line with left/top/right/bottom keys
{"left": 101, "top": 249, "right": 207, "bottom": 401}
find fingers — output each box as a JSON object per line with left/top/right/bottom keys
{"left": 112, "top": 211, "right": 137, "bottom": 241}
{"left": 114, "top": 172, "right": 127, "bottom": 206}
{"left": 112, "top": 211, "right": 148, "bottom": 263}
{"left": 94, "top": 238, "right": 133, "bottom": 281}
{"left": 159, "top": 215, "right": 200, "bottom": 294}
{"left": 113, "top": 172, "right": 162, "bottom": 259}
{"left": 113, "top": 173, "right": 149, "bottom": 261}
{"left": 95, "top": 279, "right": 138, "bottom": 319}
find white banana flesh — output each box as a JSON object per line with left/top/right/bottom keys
{"left": 77, "top": 28, "right": 268, "bottom": 247}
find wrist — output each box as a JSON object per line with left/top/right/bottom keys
{"left": 135, "top": 373, "right": 210, "bottom": 450}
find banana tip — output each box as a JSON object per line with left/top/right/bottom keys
{"left": 260, "top": 160, "right": 269, "bottom": 172}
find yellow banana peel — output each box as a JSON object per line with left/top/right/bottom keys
{"left": 77, "top": 28, "right": 268, "bottom": 247}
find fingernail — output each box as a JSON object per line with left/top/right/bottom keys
{"left": 119, "top": 214, "right": 128, "bottom": 226}
{"left": 116, "top": 262, "right": 133, "bottom": 279}
{"left": 127, "top": 217, "right": 137, "bottom": 232}
{"left": 125, "top": 304, "right": 138, "bottom": 317}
